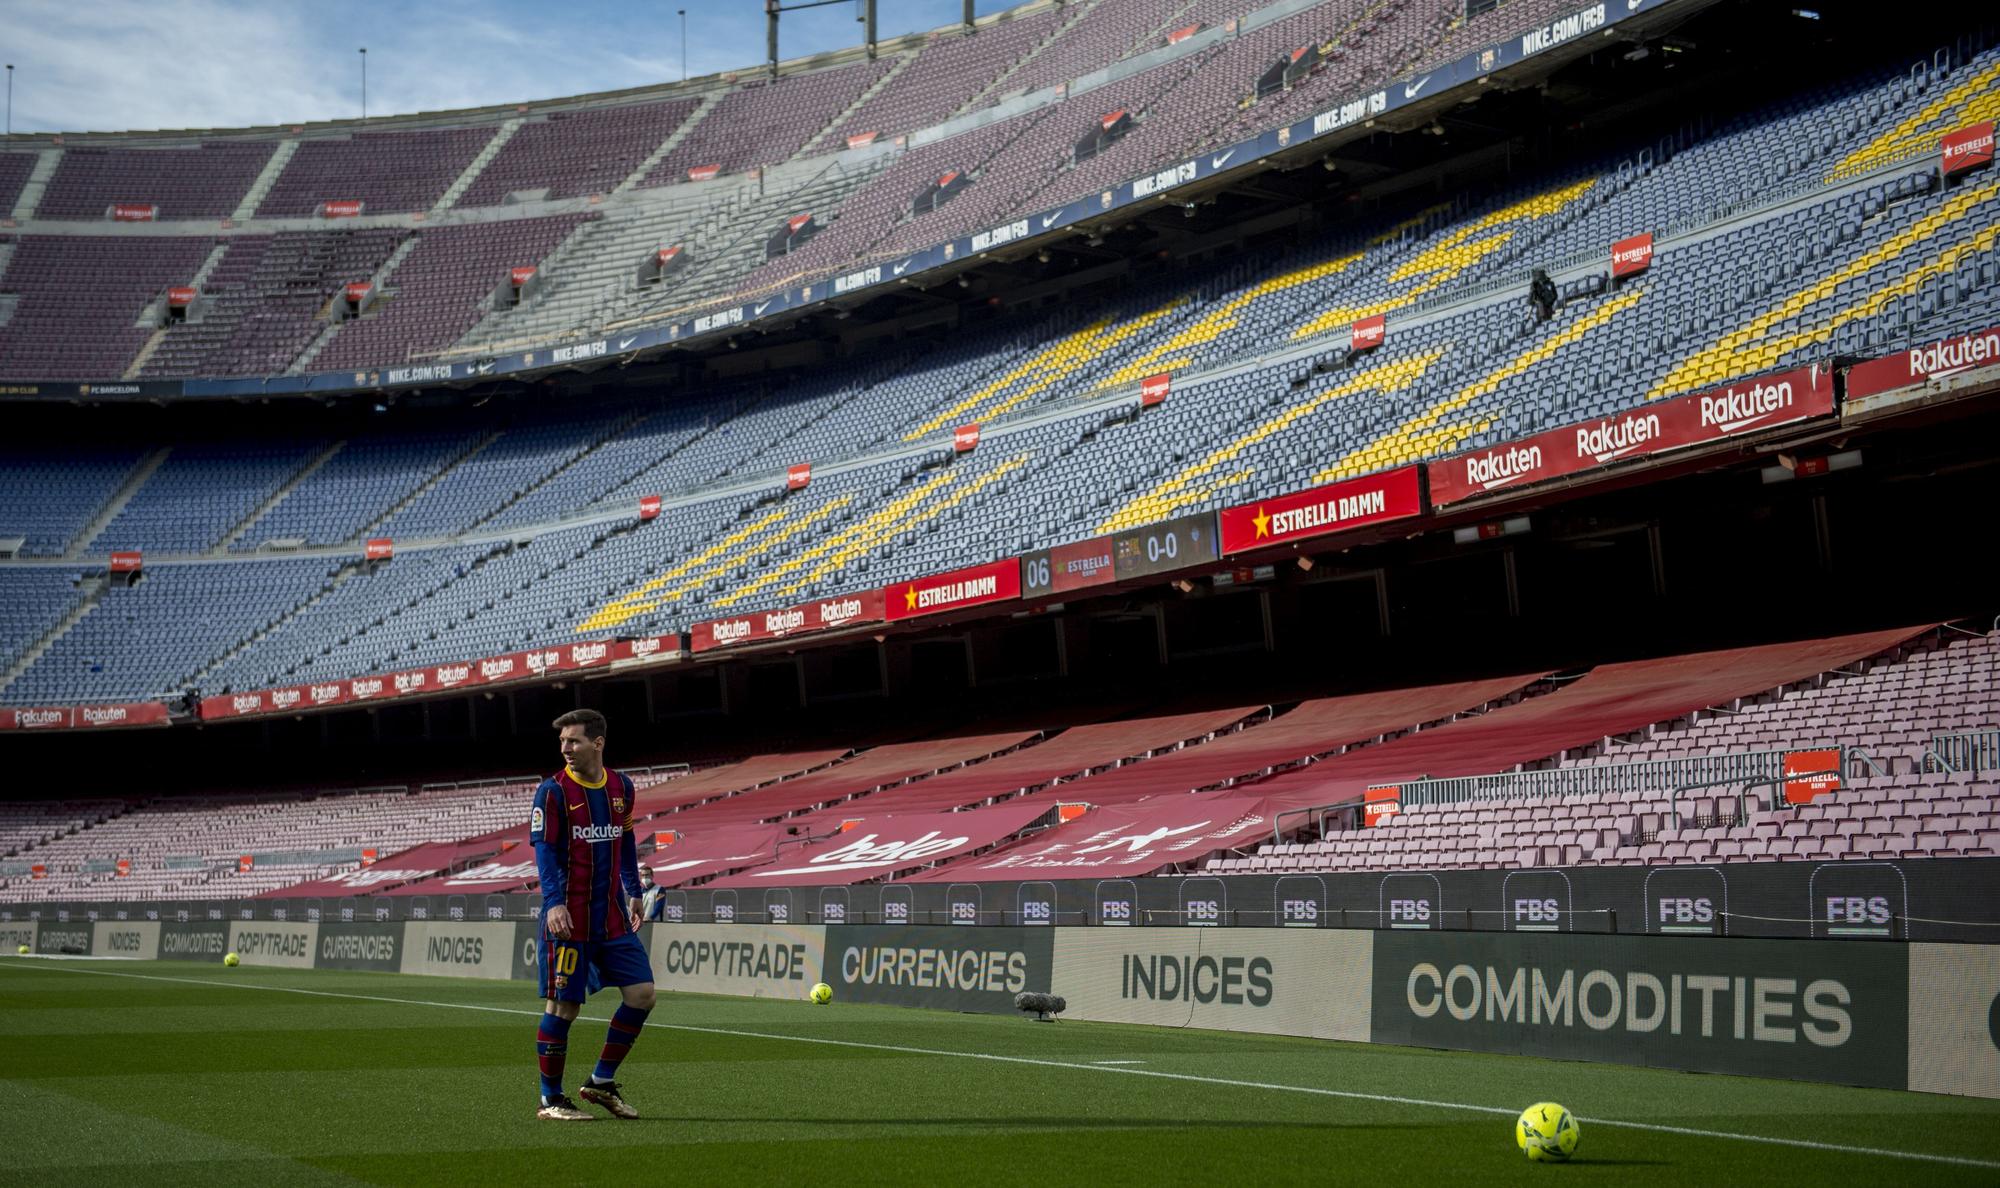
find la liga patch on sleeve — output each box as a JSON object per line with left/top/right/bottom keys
{"left": 531, "top": 805, "right": 545, "bottom": 836}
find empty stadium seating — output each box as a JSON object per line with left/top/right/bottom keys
{"left": 4, "top": 626, "right": 1994, "bottom": 902}
{"left": 1, "top": 12, "right": 1998, "bottom": 716}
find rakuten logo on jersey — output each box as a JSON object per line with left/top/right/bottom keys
{"left": 1700, "top": 376, "right": 1793, "bottom": 433}
{"left": 571, "top": 823, "right": 625, "bottom": 844}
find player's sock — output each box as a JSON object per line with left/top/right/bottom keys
{"left": 590, "top": 1004, "right": 650, "bottom": 1083}
{"left": 537, "top": 1012, "right": 573, "bottom": 1101}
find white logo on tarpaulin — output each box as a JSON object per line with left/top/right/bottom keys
{"left": 1075, "top": 821, "right": 1212, "bottom": 855}
{"left": 754, "top": 830, "right": 968, "bottom": 876}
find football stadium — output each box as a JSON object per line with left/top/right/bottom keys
{"left": 3, "top": 0, "right": 2000, "bottom": 1180}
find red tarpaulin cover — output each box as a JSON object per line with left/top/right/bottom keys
{"left": 908, "top": 794, "right": 1277, "bottom": 881}
{"left": 1250, "top": 625, "right": 1931, "bottom": 812}
{"left": 707, "top": 802, "right": 1054, "bottom": 887}
{"left": 258, "top": 837, "right": 503, "bottom": 898}
{"left": 646, "top": 825, "right": 784, "bottom": 886}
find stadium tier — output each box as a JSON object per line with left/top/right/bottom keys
{"left": 2, "top": 624, "right": 1993, "bottom": 902}
{"left": 0, "top": 0, "right": 1987, "bottom": 387}
{"left": 5, "top": 25, "right": 1999, "bottom": 708}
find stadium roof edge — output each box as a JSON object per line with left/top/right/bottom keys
{"left": 0, "top": 0, "right": 1068, "bottom": 146}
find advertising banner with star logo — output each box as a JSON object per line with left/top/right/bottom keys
{"left": 884, "top": 558, "right": 1023, "bottom": 622}
{"left": 1217, "top": 467, "right": 1423, "bottom": 556}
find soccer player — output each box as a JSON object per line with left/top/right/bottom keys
{"left": 529, "top": 708, "right": 656, "bottom": 1121}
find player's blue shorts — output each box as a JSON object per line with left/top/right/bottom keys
{"left": 540, "top": 930, "right": 651, "bottom": 1002}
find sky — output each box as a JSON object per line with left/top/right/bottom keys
{"left": 2, "top": 0, "right": 1022, "bottom": 135}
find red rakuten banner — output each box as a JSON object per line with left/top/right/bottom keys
{"left": 885, "top": 557, "right": 1021, "bottom": 622}
{"left": 0, "top": 703, "right": 169, "bottom": 731}
{"left": 1166, "top": 23, "right": 1200, "bottom": 44}
{"left": 321, "top": 200, "right": 363, "bottom": 218}
{"left": 690, "top": 613, "right": 763, "bottom": 653}
{"left": 1942, "top": 120, "right": 1995, "bottom": 176}
{"left": 953, "top": 423, "right": 980, "bottom": 453}
{"left": 657, "top": 245, "right": 682, "bottom": 264}
{"left": 509, "top": 266, "right": 536, "bottom": 286}
{"left": 687, "top": 165, "right": 721, "bottom": 182}
{"left": 1218, "top": 466, "right": 1422, "bottom": 555}
{"left": 711, "top": 802, "right": 1053, "bottom": 887}
{"left": 110, "top": 204, "right": 158, "bottom": 222}
{"left": 787, "top": 463, "right": 812, "bottom": 490}
{"left": 692, "top": 589, "right": 884, "bottom": 653}
{"left": 1428, "top": 363, "right": 1834, "bottom": 506}
{"left": 345, "top": 282, "right": 371, "bottom": 301}
{"left": 167, "top": 286, "right": 197, "bottom": 307}
{"left": 638, "top": 494, "right": 663, "bottom": 520}
{"left": 845, "top": 131, "right": 879, "bottom": 149}
{"left": 109, "top": 551, "right": 143, "bottom": 573}
{"left": 786, "top": 213, "right": 812, "bottom": 234}
{"left": 1611, "top": 232, "right": 1654, "bottom": 278}
{"left": 1351, "top": 315, "right": 1385, "bottom": 352}
{"left": 1846, "top": 325, "right": 2000, "bottom": 405}
{"left": 198, "top": 637, "right": 648, "bottom": 721}
{"left": 364, "top": 537, "right": 393, "bottom": 560}
{"left": 910, "top": 796, "right": 1276, "bottom": 881}
{"left": 1140, "top": 373, "right": 1170, "bottom": 407}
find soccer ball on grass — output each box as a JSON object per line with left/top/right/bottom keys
{"left": 1516, "top": 1102, "right": 1580, "bottom": 1162}
{"left": 15, "top": 944, "right": 26, "bottom": 955}
{"left": 223, "top": 952, "right": 241, "bottom": 967}
{"left": 809, "top": 981, "right": 833, "bottom": 1004}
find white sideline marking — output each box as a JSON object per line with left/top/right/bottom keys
{"left": 1092, "top": 1059, "right": 1146, "bottom": 1065}
{"left": 5, "top": 958, "right": 1998, "bottom": 1172}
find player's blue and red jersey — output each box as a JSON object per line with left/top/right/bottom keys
{"left": 528, "top": 766, "right": 641, "bottom": 942}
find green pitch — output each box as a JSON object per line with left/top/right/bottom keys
{"left": 4, "top": 958, "right": 1998, "bottom": 1186}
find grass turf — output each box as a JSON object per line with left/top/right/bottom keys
{"left": 3, "top": 957, "right": 1998, "bottom": 1186}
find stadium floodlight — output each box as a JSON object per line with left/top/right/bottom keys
{"left": 359, "top": 49, "right": 368, "bottom": 124}
{"left": 1015, "top": 992, "right": 1066, "bottom": 1021}
{"left": 5, "top": 65, "right": 12, "bottom": 137}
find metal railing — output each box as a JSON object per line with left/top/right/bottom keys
{"left": 1276, "top": 746, "right": 1853, "bottom": 844}
{"left": 1383, "top": 747, "right": 1817, "bottom": 810}
{"left": 1926, "top": 728, "right": 2000, "bottom": 774}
